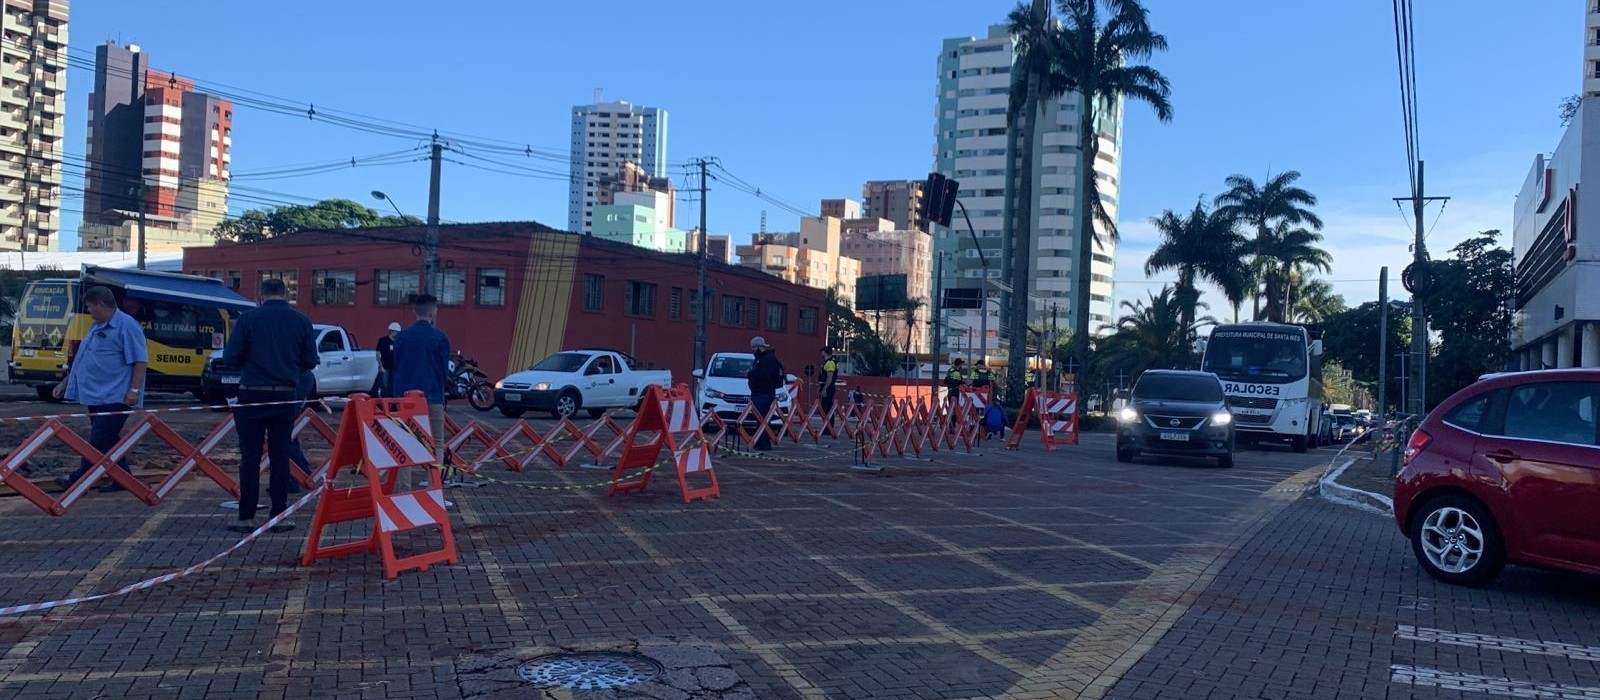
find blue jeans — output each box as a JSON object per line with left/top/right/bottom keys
{"left": 67, "top": 403, "right": 130, "bottom": 483}
{"left": 235, "top": 388, "right": 297, "bottom": 520}
{"left": 750, "top": 391, "right": 776, "bottom": 449}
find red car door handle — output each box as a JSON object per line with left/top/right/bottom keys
{"left": 1485, "top": 450, "right": 1518, "bottom": 463}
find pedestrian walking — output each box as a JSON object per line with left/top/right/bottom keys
{"left": 222, "top": 278, "right": 318, "bottom": 533}
{"left": 392, "top": 294, "right": 450, "bottom": 484}
{"left": 817, "top": 346, "right": 839, "bottom": 437}
{"left": 53, "top": 286, "right": 147, "bottom": 493}
{"left": 747, "top": 336, "right": 784, "bottom": 451}
{"left": 375, "top": 322, "right": 400, "bottom": 396}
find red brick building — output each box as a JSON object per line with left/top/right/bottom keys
{"left": 182, "top": 223, "right": 828, "bottom": 380}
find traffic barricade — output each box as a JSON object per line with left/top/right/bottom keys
{"left": 608, "top": 384, "right": 719, "bottom": 503}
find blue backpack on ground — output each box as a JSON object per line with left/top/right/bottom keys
{"left": 983, "top": 404, "right": 1006, "bottom": 436}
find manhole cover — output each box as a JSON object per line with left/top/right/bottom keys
{"left": 516, "top": 652, "right": 663, "bottom": 689}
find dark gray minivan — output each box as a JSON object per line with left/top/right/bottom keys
{"left": 1116, "top": 370, "right": 1236, "bottom": 468}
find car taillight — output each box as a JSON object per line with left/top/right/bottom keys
{"left": 1403, "top": 429, "right": 1432, "bottom": 465}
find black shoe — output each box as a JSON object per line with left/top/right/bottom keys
{"left": 269, "top": 520, "right": 297, "bottom": 533}
{"left": 228, "top": 521, "right": 258, "bottom": 534}
{"left": 97, "top": 482, "right": 126, "bottom": 493}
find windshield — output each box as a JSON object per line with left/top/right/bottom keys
{"left": 17, "top": 281, "right": 73, "bottom": 350}
{"left": 529, "top": 352, "right": 591, "bottom": 373}
{"left": 708, "top": 355, "right": 753, "bottom": 378}
{"left": 1202, "top": 329, "right": 1308, "bottom": 383}
{"left": 1133, "top": 374, "right": 1223, "bottom": 402}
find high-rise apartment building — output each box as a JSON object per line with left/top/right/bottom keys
{"left": 0, "top": 0, "right": 68, "bottom": 252}
{"left": 840, "top": 211, "right": 934, "bottom": 354}
{"left": 933, "top": 25, "right": 1123, "bottom": 354}
{"left": 736, "top": 207, "right": 863, "bottom": 308}
{"left": 79, "top": 42, "right": 231, "bottom": 252}
{"left": 568, "top": 98, "right": 667, "bottom": 234}
{"left": 862, "top": 180, "right": 925, "bottom": 232}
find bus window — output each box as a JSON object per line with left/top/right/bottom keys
{"left": 133, "top": 299, "right": 224, "bottom": 351}
{"left": 16, "top": 281, "right": 72, "bottom": 350}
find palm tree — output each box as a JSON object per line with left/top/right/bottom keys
{"left": 1003, "top": 0, "right": 1057, "bottom": 404}
{"left": 1212, "top": 171, "right": 1323, "bottom": 321}
{"left": 1094, "top": 287, "right": 1214, "bottom": 377}
{"left": 1144, "top": 200, "right": 1248, "bottom": 338}
{"left": 1291, "top": 276, "right": 1346, "bottom": 323}
{"left": 1256, "top": 222, "right": 1332, "bottom": 321}
{"left": 1050, "top": 0, "right": 1173, "bottom": 404}
{"left": 900, "top": 297, "right": 926, "bottom": 351}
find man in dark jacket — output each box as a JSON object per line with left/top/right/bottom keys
{"left": 222, "top": 278, "right": 319, "bottom": 533}
{"left": 393, "top": 294, "right": 450, "bottom": 484}
{"left": 747, "top": 336, "right": 784, "bottom": 450}
{"left": 375, "top": 322, "right": 400, "bottom": 396}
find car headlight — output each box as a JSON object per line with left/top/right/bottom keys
{"left": 494, "top": 380, "right": 504, "bottom": 389}
{"left": 532, "top": 382, "right": 551, "bottom": 391}
{"left": 1119, "top": 407, "right": 1139, "bottom": 423}
{"left": 1210, "top": 411, "right": 1233, "bottom": 426}
{"left": 705, "top": 388, "right": 726, "bottom": 399}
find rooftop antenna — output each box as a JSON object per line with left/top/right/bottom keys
{"left": 593, "top": 87, "right": 603, "bottom": 104}
{"left": 760, "top": 210, "right": 767, "bottom": 234}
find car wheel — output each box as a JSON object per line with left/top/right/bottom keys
{"left": 586, "top": 408, "right": 607, "bottom": 419}
{"left": 1115, "top": 443, "right": 1136, "bottom": 463}
{"left": 553, "top": 391, "right": 581, "bottom": 420}
{"left": 1217, "top": 452, "right": 1234, "bottom": 468}
{"left": 35, "top": 384, "right": 61, "bottom": 402}
{"left": 1291, "top": 433, "right": 1308, "bottom": 453}
{"left": 498, "top": 406, "right": 526, "bottom": 419}
{"left": 1410, "top": 494, "right": 1505, "bottom": 586}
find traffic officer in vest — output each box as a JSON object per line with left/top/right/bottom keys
{"left": 818, "top": 346, "right": 839, "bottom": 436}
{"left": 1026, "top": 366, "right": 1040, "bottom": 390}
{"left": 971, "top": 361, "right": 993, "bottom": 390}
{"left": 944, "top": 358, "right": 968, "bottom": 406}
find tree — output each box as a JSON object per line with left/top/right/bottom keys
{"left": 899, "top": 297, "right": 926, "bottom": 352}
{"left": 826, "top": 287, "right": 873, "bottom": 351}
{"left": 1561, "top": 93, "right": 1582, "bottom": 127}
{"left": 1213, "top": 171, "right": 1323, "bottom": 321}
{"left": 825, "top": 287, "right": 901, "bottom": 376}
{"left": 1093, "top": 287, "right": 1212, "bottom": 381}
{"left": 1050, "top": 0, "right": 1173, "bottom": 407}
{"left": 1004, "top": 0, "right": 1059, "bottom": 405}
{"left": 1426, "top": 231, "right": 1514, "bottom": 406}
{"left": 1290, "top": 276, "right": 1345, "bottom": 324}
{"left": 1258, "top": 222, "right": 1332, "bottom": 320}
{"left": 1144, "top": 200, "right": 1248, "bottom": 339}
{"left": 212, "top": 198, "right": 423, "bottom": 243}
{"left": 1322, "top": 301, "right": 1411, "bottom": 412}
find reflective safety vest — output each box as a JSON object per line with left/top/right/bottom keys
{"left": 945, "top": 367, "right": 965, "bottom": 387}
{"left": 973, "top": 368, "right": 993, "bottom": 386}
{"left": 1026, "top": 370, "right": 1039, "bottom": 386}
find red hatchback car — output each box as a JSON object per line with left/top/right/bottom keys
{"left": 1395, "top": 369, "right": 1600, "bottom": 586}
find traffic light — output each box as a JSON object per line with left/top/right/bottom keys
{"left": 919, "top": 172, "right": 961, "bottom": 231}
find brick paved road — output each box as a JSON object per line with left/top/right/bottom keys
{"left": 1104, "top": 495, "right": 1600, "bottom": 700}
{"left": 0, "top": 403, "right": 1335, "bottom": 699}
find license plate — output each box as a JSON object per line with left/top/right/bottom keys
{"left": 19, "top": 349, "right": 33, "bottom": 358}
{"left": 222, "top": 376, "right": 240, "bottom": 385}
{"left": 503, "top": 393, "right": 521, "bottom": 402}
{"left": 1232, "top": 407, "right": 1271, "bottom": 416}
{"left": 1159, "top": 431, "right": 1189, "bottom": 442}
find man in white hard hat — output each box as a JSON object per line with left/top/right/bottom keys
{"left": 746, "top": 336, "right": 784, "bottom": 450}
{"left": 376, "top": 321, "right": 401, "bottom": 396}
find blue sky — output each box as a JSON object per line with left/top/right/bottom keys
{"left": 63, "top": 0, "right": 1575, "bottom": 312}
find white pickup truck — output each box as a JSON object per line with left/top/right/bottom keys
{"left": 201, "top": 324, "right": 382, "bottom": 401}
{"left": 494, "top": 349, "right": 671, "bottom": 419}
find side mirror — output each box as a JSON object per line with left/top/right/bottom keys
{"left": 1310, "top": 339, "right": 1324, "bottom": 357}
{"left": 691, "top": 369, "right": 704, "bottom": 379}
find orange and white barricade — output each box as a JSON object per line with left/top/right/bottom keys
{"left": 608, "top": 384, "right": 720, "bottom": 504}
{"left": 1039, "top": 393, "right": 1079, "bottom": 449}
{"left": 301, "top": 391, "right": 459, "bottom": 580}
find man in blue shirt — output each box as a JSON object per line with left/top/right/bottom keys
{"left": 54, "top": 286, "right": 147, "bottom": 493}
{"left": 222, "top": 278, "right": 319, "bottom": 533}
{"left": 393, "top": 293, "right": 450, "bottom": 483}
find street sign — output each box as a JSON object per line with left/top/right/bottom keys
{"left": 900, "top": 355, "right": 918, "bottom": 373}
{"left": 803, "top": 364, "right": 815, "bottom": 378}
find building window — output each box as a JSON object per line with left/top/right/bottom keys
{"left": 583, "top": 273, "right": 605, "bottom": 311}
{"left": 625, "top": 280, "right": 657, "bottom": 316}
{"left": 765, "top": 301, "right": 788, "bottom": 331}
{"left": 258, "top": 269, "right": 299, "bottom": 304}
{"left": 225, "top": 270, "right": 241, "bottom": 290}
{"left": 721, "top": 295, "right": 744, "bottom": 326}
{"left": 312, "top": 269, "right": 355, "bottom": 306}
{"left": 376, "top": 269, "right": 420, "bottom": 305}
{"left": 669, "top": 286, "right": 683, "bottom": 319}
{"left": 438, "top": 269, "right": 466, "bottom": 305}
{"left": 799, "top": 306, "right": 819, "bottom": 335}
{"left": 477, "top": 268, "right": 506, "bottom": 306}
{"left": 746, "top": 300, "right": 760, "bottom": 329}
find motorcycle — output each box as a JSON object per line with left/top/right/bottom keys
{"left": 447, "top": 351, "right": 496, "bottom": 412}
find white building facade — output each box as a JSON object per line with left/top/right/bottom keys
{"left": 568, "top": 99, "right": 667, "bottom": 234}
{"left": 932, "top": 24, "right": 1122, "bottom": 359}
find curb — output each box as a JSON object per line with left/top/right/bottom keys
{"left": 1318, "top": 457, "right": 1394, "bottom": 516}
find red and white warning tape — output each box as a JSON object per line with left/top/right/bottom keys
{"left": 0, "top": 485, "right": 323, "bottom": 617}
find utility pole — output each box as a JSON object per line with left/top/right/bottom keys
{"left": 423, "top": 135, "right": 442, "bottom": 295}
{"left": 693, "top": 157, "right": 711, "bottom": 372}
{"left": 135, "top": 180, "right": 147, "bottom": 270}
{"left": 1050, "top": 302, "right": 1058, "bottom": 391}
{"left": 954, "top": 200, "right": 988, "bottom": 364}
{"left": 1377, "top": 267, "right": 1388, "bottom": 415}
{"left": 1395, "top": 160, "right": 1447, "bottom": 414}
{"left": 931, "top": 251, "right": 944, "bottom": 409}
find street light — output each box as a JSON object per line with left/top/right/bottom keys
{"left": 370, "top": 190, "right": 408, "bottom": 220}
